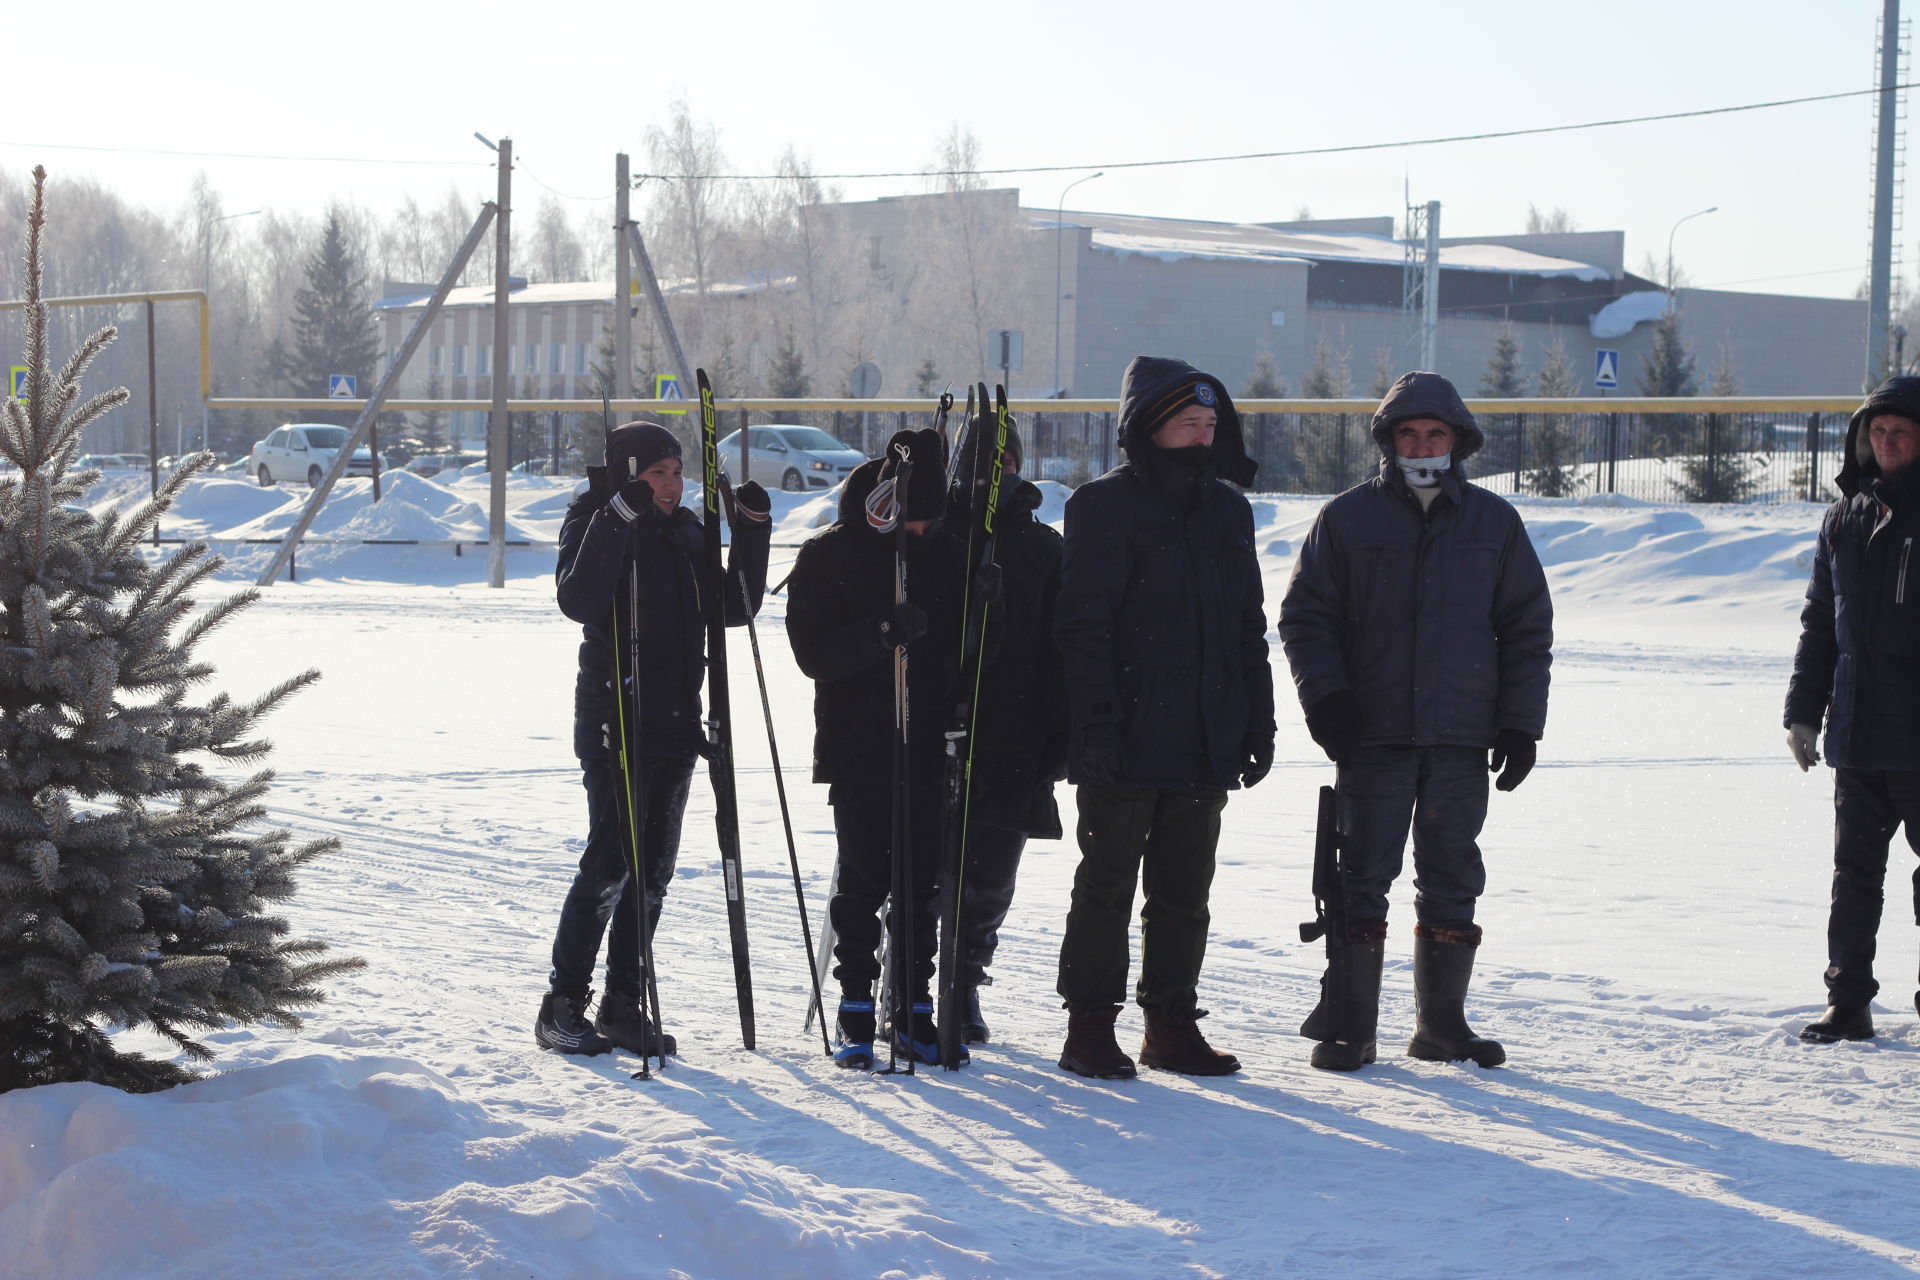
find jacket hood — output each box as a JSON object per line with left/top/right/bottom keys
{"left": 1370, "top": 371, "right": 1484, "bottom": 463}
{"left": 837, "top": 457, "right": 885, "bottom": 525}
{"left": 1117, "top": 355, "right": 1258, "bottom": 487}
{"left": 1839, "top": 375, "right": 1920, "bottom": 497}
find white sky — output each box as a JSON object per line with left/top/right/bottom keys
{"left": 0, "top": 0, "right": 1895, "bottom": 299}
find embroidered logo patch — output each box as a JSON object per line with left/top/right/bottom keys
{"left": 1194, "top": 383, "right": 1217, "bottom": 406}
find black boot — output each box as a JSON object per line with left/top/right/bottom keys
{"left": 959, "top": 986, "right": 990, "bottom": 1044}
{"left": 833, "top": 991, "right": 877, "bottom": 1069}
{"left": 893, "top": 997, "right": 968, "bottom": 1067}
{"left": 1407, "top": 924, "right": 1506, "bottom": 1068}
{"left": 1058, "top": 1005, "right": 1137, "bottom": 1080}
{"left": 1303, "top": 925, "right": 1386, "bottom": 1072}
{"left": 535, "top": 989, "right": 614, "bottom": 1056}
{"left": 1140, "top": 1008, "right": 1241, "bottom": 1076}
{"left": 594, "top": 987, "right": 677, "bottom": 1056}
{"left": 1800, "top": 1003, "right": 1874, "bottom": 1043}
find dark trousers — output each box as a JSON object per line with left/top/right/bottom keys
{"left": 1337, "top": 745, "right": 1489, "bottom": 931}
{"left": 548, "top": 754, "right": 696, "bottom": 997}
{"left": 1824, "top": 767, "right": 1920, "bottom": 1004}
{"left": 936, "top": 821, "right": 1028, "bottom": 988}
{"left": 1056, "top": 782, "right": 1227, "bottom": 1015}
{"left": 829, "top": 782, "right": 943, "bottom": 994}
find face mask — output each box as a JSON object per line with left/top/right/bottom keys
{"left": 1160, "top": 444, "right": 1213, "bottom": 469}
{"left": 1396, "top": 452, "right": 1452, "bottom": 488}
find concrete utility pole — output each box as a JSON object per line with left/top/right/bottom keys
{"left": 488, "top": 137, "right": 512, "bottom": 589}
{"left": 1421, "top": 200, "right": 1440, "bottom": 371}
{"left": 614, "top": 153, "right": 634, "bottom": 404}
{"left": 1868, "top": 0, "right": 1903, "bottom": 388}
{"left": 1053, "top": 171, "right": 1103, "bottom": 396}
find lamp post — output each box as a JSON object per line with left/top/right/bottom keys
{"left": 199, "top": 208, "right": 259, "bottom": 453}
{"left": 1053, "top": 171, "right": 1103, "bottom": 397}
{"left": 1664, "top": 205, "right": 1718, "bottom": 297}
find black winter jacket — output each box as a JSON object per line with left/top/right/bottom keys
{"left": 1279, "top": 373, "right": 1553, "bottom": 748}
{"left": 787, "top": 463, "right": 968, "bottom": 788}
{"left": 1055, "top": 450, "right": 1275, "bottom": 791}
{"left": 967, "top": 480, "right": 1067, "bottom": 838}
{"left": 1787, "top": 377, "right": 1920, "bottom": 768}
{"left": 557, "top": 480, "right": 769, "bottom": 762}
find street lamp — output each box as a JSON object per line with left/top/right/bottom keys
{"left": 1665, "top": 205, "right": 1718, "bottom": 297}
{"left": 199, "top": 208, "right": 259, "bottom": 452}
{"left": 1053, "top": 171, "right": 1104, "bottom": 396}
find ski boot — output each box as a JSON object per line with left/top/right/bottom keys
{"left": 1058, "top": 1005, "right": 1137, "bottom": 1080}
{"left": 1406, "top": 924, "right": 1506, "bottom": 1067}
{"left": 594, "top": 987, "right": 677, "bottom": 1056}
{"left": 833, "top": 996, "right": 877, "bottom": 1069}
{"left": 1303, "top": 924, "right": 1386, "bottom": 1072}
{"left": 894, "top": 998, "right": 968, "bottom": 1067}
{"left": 1800, "top": 1003, "right": 1874, "bottom": 1043}
{"left": 535, "top": 989, "right": 614, "bottom": 1056}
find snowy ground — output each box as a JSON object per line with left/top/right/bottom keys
{"left": 7, "top": 476, "right": 1920, "bottom": 1278}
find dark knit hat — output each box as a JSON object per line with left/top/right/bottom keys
{"left": 1117, "top": 355, "right": 1257, "bottom": 487}
{"left": 875, "top": 428, "right": 948, "bottom": 523}
{"left": 605, "top": 421, "right": 681, "bottom": 479}
{"left": 1001, "top": 423, "right": 1024, "bottom": 472}
{"left": 1840, "top": 375, "right": 1920, "bottom": 496}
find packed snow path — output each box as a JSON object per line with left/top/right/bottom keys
{"left": 6, "top": 491, "right": 1920, "bottom": 1278}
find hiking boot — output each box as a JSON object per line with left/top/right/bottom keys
{"left": 1406, "top": 925, "right": 1506, "bottom": 1068}
{"left": 833, "top": 995, "right": 877, "bottom": 1069}
{"left": 1800, "top": 1003, "right": 1874, "bottom": 1043}
{"left": 594, "top": 988, "right": 677, "bottom": 1056}
{"left": 535, "top": 990, "right": 614, "bottom": 1056}
{"left": 1304, "top": 926, "right": 1386, "bottom": 1073}
{"left": 1141, "top": 1007, "right": 1241, "bottom": 1076}
{"left": 1059, "top": 1005, "right": 1137, "bottom": 1080}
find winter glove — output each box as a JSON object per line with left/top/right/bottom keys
{"left": 1239, "top": 733, "right": 1275, "bottom": 789}
{"left": 1304, "top": 690, "right": 1360, "bottom": 763}
{"left": 608, "top": 475, "right": 659, "bottom": 524}
{"left": 973, "top": 562, "right": 1004, "bottom": 609}
{"left": 876, "top": 602, "right": 928, "bottom": 651}
{"left": 1490, "top": 728, "right": 1537, "bottom": 792}
{"left": 1788, "top": 723, "right": 1821, "bottom": 772}
{"left": 1074, "top": 723, "right": 1125, "bottom": 786}
{"left": 729, "top": 480, "right": 771, "bottom": 528}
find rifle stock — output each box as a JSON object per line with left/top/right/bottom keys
{"left": 1299, "top": 784, "right": 1345, "bottom": 947}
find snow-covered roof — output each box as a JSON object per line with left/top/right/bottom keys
{"left": 1035, "top": 208, "right": 1613, "bottom": 281}
{"left": 1588, "top": 289, "right": 1672, "bottom": 339}
{"left": 377, "top": 273, "right": 798, "bottom": 312}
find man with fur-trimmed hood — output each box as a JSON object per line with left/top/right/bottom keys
{"left": 1786, "top": 375, "right": 1920, "bottom": 1043}
{"left": 1279, "top": 370, "right": 1553, "bottom": 1072}
{"left": 1052, "top": 355, "right": 1275, "bottom": 1080}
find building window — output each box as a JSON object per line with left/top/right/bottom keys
{"left": 525, "top": 344, "right": 538, "bottom": 373}
{"left": 452, "top": 346, "right": 466, "bottom": 376}
{"left": 478, "top": 346, "right": 491, "bottom": 376}
{"left": 576, "top": 343, "right": 589, "bottom": 375}
{"left": 430, "top": 346, "right": 442, "bottom": 372}
{"left": 551, "top": 343, "right": 563, "bottom": 376}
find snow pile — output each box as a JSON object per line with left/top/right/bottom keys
{"left": 1590, "top": 288, "right": 1671, "bottom": 338}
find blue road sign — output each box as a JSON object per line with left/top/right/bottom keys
{"left": 9, "top": 366, "right": 25, "bottom": 398}
{"left": 1593, "top": 349, "right": 1620, "bottom": 390}
{"left": 328, "top": 374, "right": 357, "bottom": 399}
{"left": 654, "top": 373, "right": 687, "bottom": 414}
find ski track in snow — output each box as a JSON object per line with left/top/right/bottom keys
{"left": 7, "top": 486, "right": 1920, "bottom": 1277}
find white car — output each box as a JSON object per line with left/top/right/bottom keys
{"left": 251, "top": 424, "right": 376, "bottom": 487}
{"left": 714, "top": 424, "right": 865, "bottom": 492}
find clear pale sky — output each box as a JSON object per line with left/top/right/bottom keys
{"left": 1, "top": 0, "right": 1894, "bottom": 299}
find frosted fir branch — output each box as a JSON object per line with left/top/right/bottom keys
{"left": 177, "top": 589, "right": 258, "bottom": 656}
{"left": 53, "top": 385, "right": 130, "bottom": 458}
{"left": 238, "top": 669, "right": 321, "bottom": 730}
{"left": 97, "top": 463, "right": 194, "bottom": 566}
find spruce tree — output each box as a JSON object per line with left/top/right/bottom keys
{"left": 1476, "top": 322, "right": 1527, "bottom": 483}
{"left": 0, "top": 169, "right": 359, "bottom": 1093}
{"left": 1300, "top": 337, "right": 1355, "bottom": 493}
{"left": 914, "top": 356, "right": 941, "bottom": 398}
{"left": 768, "top": 324, "right": 812, "bottom": 398}
{"left": 1526, "top": 333, "right": 1583, "bottom": 497}
{"left": 277, "top": 210, "right": 381, "bottom": 424}
{"left": 1675, "top": 351, "right": 1760, "bottom": 503}
{"left": 1637, "top": 308, "right": 1698, "bottom": 452}
{"left": 1241, "top": 349, "right": 1291, "bottom": 491}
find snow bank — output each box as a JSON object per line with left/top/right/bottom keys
{"left": 1590, "top": 288, "right": 1671, "bottom": 339}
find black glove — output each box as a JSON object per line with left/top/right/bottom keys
{"left": 730, "top": 480, "right": 771, "bottom": 528}
{"left": 1239, "top": 733, "right": 1274, "bottom": 789}
{"left": 1304, "top": 690, "right": 1359, "bottom": 763}
{"left": 1074, "top": 723, "right": 1125, "bottom": 785}
{"left": 608, "top": 475, "right": 658, "bottom": 524}
{"left": 974, "top": 562, "right": 1003, "bottom": 609}
{"left": 1490, "top": 729, "right": 1536, "bottom": 792}
{"left": 876, "top": 602, "right": 928, "bottom": 650}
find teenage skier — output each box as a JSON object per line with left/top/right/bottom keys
{"left": 534, "top": 421, "right": 770, "bottom": 1057}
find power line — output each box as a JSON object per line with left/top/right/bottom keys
{"left": 637, "top": 83, "right": 1916, "bottom": 183}
{"left": 0, "top": 139, "right": 488, "bottom": 168}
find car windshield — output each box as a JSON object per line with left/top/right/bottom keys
{"left": 303, "top": 427, "right": 350, "bottom": 449}
{"left": 777, "top": 428, "right": 851, "bottom": 451}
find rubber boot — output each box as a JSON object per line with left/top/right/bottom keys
{"left": 1406, "top": 924, "right": 1506, "bottom": 1067}
{"left": 1140, "top": 1008, "right": 1241, "bottom": 1076}
{"left": 1305, "top": 930, "right": 1386, "bottom": 1072}
{"left": 1058, "top": 1005, "right": 1137, "bottom": 1080}
{"left": 958, "top": 986, "right": 990, "bottom": 1045}
{"left": 594, "top": 987, "right": 677, "bottom": 1056}
{"left": 535, "top": 989, "right": 614, "bottom": 1056}
{"left": 1800, "top": 1003, "right": 1874, "bottom": 1043}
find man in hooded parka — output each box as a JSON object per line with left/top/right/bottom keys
{"left": 1786, "top": 375, "right": 1920, "bottom": 1044}
{"left": 1279, "top": 371, "right": 1552, "bottom": 1073}
{"left": 1052, "top": 355, "right": 1276, "bottom": 1081}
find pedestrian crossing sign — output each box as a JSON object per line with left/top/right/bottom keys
{"left": 8, "top": 366, "right": 25, "bottom": 398}
{"left": 654, "top": 373, "right": 687, "bottom": 414}
{"left": 1594, "top": 349, "right": 1620, "bottom": 390}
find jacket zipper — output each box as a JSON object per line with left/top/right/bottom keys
{"left": 1901, "top": 537, "right": 1913, "bottom": 605}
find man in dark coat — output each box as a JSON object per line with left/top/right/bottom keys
{"left": 1053, "top": 355, "right": 1275, "bottom": 1080}
{"left": 936, "top": 424, "right": 1068, "bottom": 1044}
{"left": 1279, "top": 371, "right": 1552, "bottom": 1072}
{"left": 1786, "top": 375, "right": 1920, "bottom": 1043}
{"left": 787, "top": 428, "right": 970, "bottom": 1067}
{"left": 535, "top": 421, "right": 770, "bottom": 1057}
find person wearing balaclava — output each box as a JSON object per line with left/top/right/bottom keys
{"left": 788, "top": 428, "right": 973, "bottom": 1068}
{"left": 535, "top": 422, "right": 772, "bottom": 1058}
{"left": 1279, "top": 370, "right": 1553, "bottom": 1073}
{"left": 1786, "top": 375, "right": 1920, "bottom": 1044}
{"left": 1052, "top": 355, "right": 1276, "bottom": 1080}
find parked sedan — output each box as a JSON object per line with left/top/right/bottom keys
{"left": 714, "top": 424, "right": 865, "bottom": 492}
{"left": 250, "top": 424, "right": 377, "bottom": 487}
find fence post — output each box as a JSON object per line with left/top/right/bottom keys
{"left": 1605, "top": 412, "right": 1620, "bottom": 494}
{"left": 1806, "top": 412, "right": 1822, "bottom": 502}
